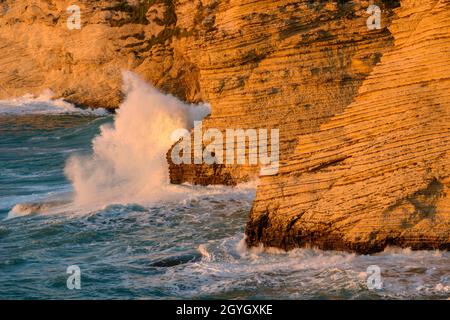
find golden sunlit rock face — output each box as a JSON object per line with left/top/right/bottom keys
{"left": 0, "top": 0, "right": 203, "bottom": 108}
{"left": 1, "top": 0, "right": 449, "bottom": 253}
{"left": 247, "top": 0, "right": 450, "bottom": 253}
{"left": 168, "top": 0, "right": 400, "bottom": 185}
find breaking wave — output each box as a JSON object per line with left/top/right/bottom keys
{"left": 64, "top": 71, "right": 210, "bottom": 208}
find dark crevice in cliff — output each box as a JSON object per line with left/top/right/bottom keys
{"left": 308, "top": 155, "right": 351, "bottom": 172}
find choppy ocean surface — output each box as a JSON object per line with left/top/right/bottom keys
{"left": 0, "top": 89, "right": 449, "bottom": 300}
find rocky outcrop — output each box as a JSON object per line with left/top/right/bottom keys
{"left": 246, "top": 0, "right": 450, "bottom": 253}
{"left": 168, "top": 0, "right": 400, "bottom": 185}
{"left": 0, "top": 0, "right": 203, "bottom": 108}
{"left": 0, "top": 0, "right": 449, "bottom": 253}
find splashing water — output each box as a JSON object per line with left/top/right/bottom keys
{"left": 65, "top": 72, "right": 210, "bottom": 208}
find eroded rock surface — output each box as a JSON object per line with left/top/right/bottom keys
{"left": 0, "top": 0, "right": 203, "bottom": 108}
{"left": 168, "top": 0, "right": 400, "bottom": 185}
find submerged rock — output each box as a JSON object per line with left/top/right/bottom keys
{"left": 149, "top": 252, "right": 202, "bottom": 268}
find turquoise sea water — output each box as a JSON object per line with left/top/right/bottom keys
{"left": 0, "top": 101, "right": 449, "bottom": 300}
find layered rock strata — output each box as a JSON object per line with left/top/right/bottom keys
{"left": 246, "top": 0, "right": 450, "bottom": 253}
{"left": 0, "top": 0, "right": 203, "bottom": 108}
{"left": 0, "top": 0, "right": 399, "bottom": 184}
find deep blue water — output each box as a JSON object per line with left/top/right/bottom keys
{"left": 0, "top": 108, "right": 449, "bottom": 300}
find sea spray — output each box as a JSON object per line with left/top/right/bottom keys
{"left": 65, "top": 72, "right": 210, "bottom": 207}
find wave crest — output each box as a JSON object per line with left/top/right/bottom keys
{"left": 64, "top": 71, "right": 210, "bottom": 208}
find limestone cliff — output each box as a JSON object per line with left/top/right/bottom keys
{"left": 168, "top": 0, "right": 401, "bottom": 185}
{"left": 0, "top": 0, "right": 449, "bottom": 253}
{"left": 247, "top": 0, "right": 450, "bottom": 253}
{"left": 0, "top": 0, "right": 203, "bottom": 108}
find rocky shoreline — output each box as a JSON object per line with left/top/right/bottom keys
{"left": 0, "top": 0, "right": 448, "bottom": 253}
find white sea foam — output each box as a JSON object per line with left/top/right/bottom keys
{"left": 0, "top": 89, "right": 109, "bottom": 116}
{"left": 6, "top": 199, "right": 73, "bottom": 220}
{"left": 64, "top": 71, "right": 211, "bottom": 209}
